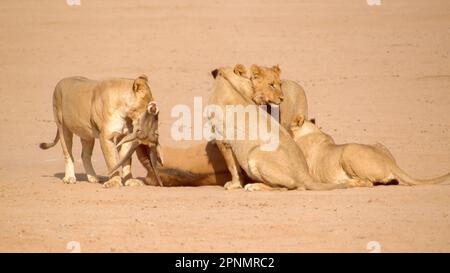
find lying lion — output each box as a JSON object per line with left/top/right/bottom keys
{"left": 289, "top": 116, "right": 450, "bottom": 187}
{"left": 137, "top": 142, "right": 232, "bottom": 187}
{"left": 40, "top": 75, "right": 161, "bottom": 188}
{"left": 207, "top": 66, "right": 348, "bottom": 191}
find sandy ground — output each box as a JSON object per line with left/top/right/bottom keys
{"left": 0, "top": 0, "right": 449, "bottom": 252}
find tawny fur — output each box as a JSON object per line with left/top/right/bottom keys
{"left": 290, "top": 117, "right": 450, "bottom": 187}
{"left": 40, "top": 75, "right": 159, "bottom": 188}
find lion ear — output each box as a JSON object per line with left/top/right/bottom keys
{"left": 289, "top": 115, "right": 304, "bottom": 136}
{"left": 272, "top": 64, "right": 281, "bottom": 76}
{"left": 233, "top": 64, "right": 247, "bottom": 77}
{"left": 133, "top": 74, "right": 148, "bottom": 92}
{"left": 211, "top": 69, "right": 219, "bottom": 79}
{"left": 294, "top": 115, "right": 305, "bottom": 127}
{"left": 250, "top": 64, "right": 263, "bottom": 79}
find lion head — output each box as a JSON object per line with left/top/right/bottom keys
{"left": 289, "top": 115, "right": 318, "bottom": 139}
{"left": 249, "top": 64, "right": 284, "bottom": 105}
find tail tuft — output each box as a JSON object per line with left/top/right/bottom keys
{"left": 39, "top": 130, "right": 60, "bottom": 150}
{"left": 39, "top": 142, "right": 50, "bottom": 149}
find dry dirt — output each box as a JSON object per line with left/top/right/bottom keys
{"left": 0, "top": 0, "right": 449, "bottom": 252}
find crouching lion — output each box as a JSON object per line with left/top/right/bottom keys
{"left": 39, "top": 75, "right": 162, "bottom": 188}
{"left": 289, "top": 116, "right": 450, "bottom": 187}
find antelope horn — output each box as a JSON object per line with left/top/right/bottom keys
{"left": 108, "top": 141, "right": 139, "bottom": 176}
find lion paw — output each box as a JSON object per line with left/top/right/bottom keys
{"left": 87, "top": 175, "right": 99, "bottom": 183}
{"left": 244, "top": 183, "right": 284, "bottom": 192}
{"left": 347, "top": 179, "right": 373, "bottom": 188}
{"left": 224, "top": 181, "right": 243, "bottom": 190}
{"left": 103, "top": 176, "right": 123, "bottom": 188}
{"left": 124, "top": 178, "right": 144, "bottom": 187}
{"left": 244, "top": 184, "right": 260, "bottom": 192}
{"left": 62, "top": 176, "right": 76, "bottom": 184}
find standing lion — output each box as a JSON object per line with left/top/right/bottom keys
{"left": 40, "top": 75, "right": 161, "bottom": 188}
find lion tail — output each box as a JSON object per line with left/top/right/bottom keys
{"left": 391, "top": 165, "right": 450, "bottom": 186}
{"left": 39, "top": 129, "right": 60, "bottom": 150}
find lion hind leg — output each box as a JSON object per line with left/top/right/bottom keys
{"left": 254, "top": 157, "right": 347, "bottom": 191}
{"left": 372, "top": 143, "right": 396, "bottom": 163}
{"left": 252, "top": 159, "right": 300, "bottom": 190}
{"left": 59, "top": 125, "right": 76, "bottom": 184}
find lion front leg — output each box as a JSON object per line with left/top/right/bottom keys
{"left": 119, "top": 140, "right": 144, "bottom": 187}
{"left": 99, "top": 135, "right": 123, "bottom": 188}
{"left": 216, "top": 141, "right": 244, "bottom": 190}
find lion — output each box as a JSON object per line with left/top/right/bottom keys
{"left": 39, "top": 75, "right": 161, "bottom": 188}
{"left": 135, "top": 142, "right": 232, "bottom": 187}
{"left": 289, "top": 116, "right": 450, "bottom": 187}
{"left": 205, "top": 66, "right": 348, "bottom": 191}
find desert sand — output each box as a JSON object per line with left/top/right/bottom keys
{"left": 0, "top": 0, "right": 449, "bottom": 252}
